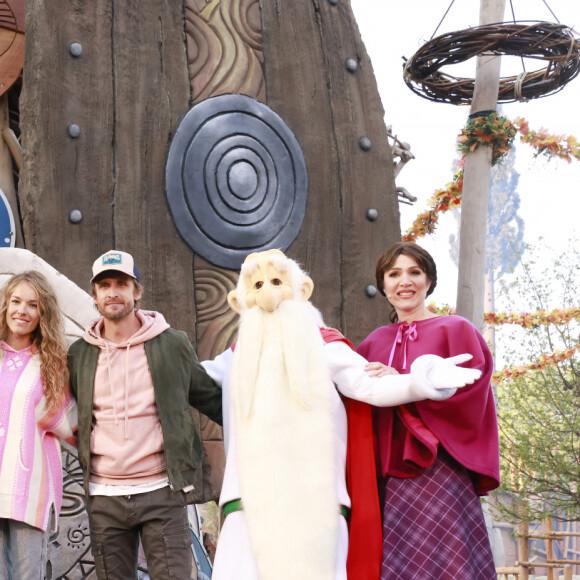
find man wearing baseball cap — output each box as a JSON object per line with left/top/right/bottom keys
{"left": 68, "top": 250, "right": 222, "bottom": 580}
{"left": 89, "top": 249, "right": 140, "bottom": 283}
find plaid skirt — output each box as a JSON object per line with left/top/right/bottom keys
{"left": 381, "top": 448, "right": 496, "bottom": 580}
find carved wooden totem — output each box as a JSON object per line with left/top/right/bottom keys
{"left": 14, "top": 0, "right": 401, "bottom": 578}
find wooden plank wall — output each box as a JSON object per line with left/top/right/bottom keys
{"left": 261, "top": 0, "right": 400, "bottom": 344}
{"left": 19, "top": 0, "right": 196, "bottom": 333}
{"left": 18, "top": 0, "right": 399, "bottom": 347}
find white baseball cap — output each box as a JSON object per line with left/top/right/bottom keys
{"left": 91, "top": 250, "right": 140, "bottom": 283}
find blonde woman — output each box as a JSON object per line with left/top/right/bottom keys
{"left": 0, "top": 271, "right": 77, "bottom": 580}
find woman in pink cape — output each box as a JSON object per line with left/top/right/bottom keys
{"left": 357, "top": 242, "right": 499, "bottom": 580}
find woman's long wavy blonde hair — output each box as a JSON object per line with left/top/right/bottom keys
{"left": 0, "top": 271, "right": 69, "bottom": 410}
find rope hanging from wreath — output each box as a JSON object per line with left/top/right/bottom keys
{"left": 403, "top": 21, "right": 580, "bottom": 104}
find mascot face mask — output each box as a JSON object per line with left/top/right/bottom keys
{"left": 228, "top": 249, "right": 313, "bottom": 313}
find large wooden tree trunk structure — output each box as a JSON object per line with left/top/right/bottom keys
{"left": 19, "top": 0, "right": 399, "bottom": 349}
{"left": 19, "top": 0, "right": 195, "bottom": 330}
{"left": 16, "top": 0, "right": 399, "bottom": 576}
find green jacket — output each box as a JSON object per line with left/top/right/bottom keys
{"left": 68, "top": 327, "right": 222, "bottom": 501}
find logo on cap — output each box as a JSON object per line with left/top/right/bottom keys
{"left": 103, "top": 253, "right": 123, "bottom": 265}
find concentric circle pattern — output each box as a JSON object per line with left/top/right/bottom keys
{"left": 166, "top": 95, "right": 308, "bottom": 270}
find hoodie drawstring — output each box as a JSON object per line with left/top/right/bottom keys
{"left": 124, "top": 344, "right": 131, "bottom": 440}
{"left": 104, "top": 341, "right": 132, "bottom": 439}
{"left": 105, "top": 342, "right": 120, "bottom": 426}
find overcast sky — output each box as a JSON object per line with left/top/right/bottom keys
{"left": 350, "top": 0, "right": 580, "bottom": 309}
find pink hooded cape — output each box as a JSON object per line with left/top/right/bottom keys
{"left": 357, "top": 315, "right": 500, "bottom": 495}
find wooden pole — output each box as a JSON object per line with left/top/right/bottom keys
{"left": 546, "top": 517, "right": 555, "bottom": 580}
{"left": 518, "top": 513, "right": 529, "bottom": 580}
{"left": 456, "top": 0, "right": 506, "bottom": 330}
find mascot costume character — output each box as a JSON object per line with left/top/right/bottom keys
{"left": 202, "top": 249, "right": 481, "bottom": 580}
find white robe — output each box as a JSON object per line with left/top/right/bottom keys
{"left": 202, "top": 338, "right": 431, "bottom": 580}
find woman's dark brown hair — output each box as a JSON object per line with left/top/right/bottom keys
{"left": 375, "top": 242, "right": 437, "bottom": 321}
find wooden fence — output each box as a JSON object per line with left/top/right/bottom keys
{"left": 497, "top": 517, "right": 580, "bottom": 579}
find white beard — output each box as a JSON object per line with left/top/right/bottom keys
{"left": 230, "top": 300, "right": 338, "bottom": 580}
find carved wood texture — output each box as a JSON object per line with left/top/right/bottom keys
{"left": 184, "top": 0, "right": 266, "bottom": 360}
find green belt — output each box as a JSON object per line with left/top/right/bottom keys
{"left": 222, "top": 498, "right": 350, "bottom": 520}
{"left": 222, "top": 498, "right": 244, "bottom": 518}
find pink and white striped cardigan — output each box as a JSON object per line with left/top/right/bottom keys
{"left": 0, "top": 341, "right": 77, "bottom": 532}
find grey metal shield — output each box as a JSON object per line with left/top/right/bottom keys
{"left": 165, "top": 95, "right": 308, "bottom": 270}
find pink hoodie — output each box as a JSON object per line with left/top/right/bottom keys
{"left": 83, "top": 310, "right": 170, "bottom": 485}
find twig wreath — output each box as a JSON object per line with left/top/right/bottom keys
{"left": 403, "top": 22, "right": 580, "bottom": 104}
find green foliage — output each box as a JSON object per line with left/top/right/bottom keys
{"left": 493, "top": 240, "right": 580, "bottom": 522}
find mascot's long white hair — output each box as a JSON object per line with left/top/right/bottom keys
{"left": 228, "top": 249, "right": 339, "bottom": 580}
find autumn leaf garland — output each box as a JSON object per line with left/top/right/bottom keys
{"left": 516, "top": 117, "right": 580, "bottom": 163}
{"left": 403, "top": 114, "right": 580, "bottom": 383}
{"left": 425, "top": 305, "right": 580, "bottom": 385}
{"left": 492, "top": 346, "right": 579, "bottom": 386}
{"left": 484, "top": 306, "right": 580, "bottom": 328}
{"left": 402, "top": 170, "right": 464, "bottom": 242}
{"left": 427, "top": 303, "right": 580, "bottom": 328}
{"left": 403, "top": 114, "right": 580, "bottom": 242}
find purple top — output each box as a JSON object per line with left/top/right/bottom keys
{"left": 357, "top": 315, "right": 500, "bottom": 495}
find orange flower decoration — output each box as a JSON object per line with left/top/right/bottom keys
{"left": 403, "top": 116, "right": 580, "bottom": 241}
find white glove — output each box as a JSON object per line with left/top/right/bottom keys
{"left": 410, "top": 353, "right": 482, "bottom": 401}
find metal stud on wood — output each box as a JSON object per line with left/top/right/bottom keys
{"left": 359, "top": 137, "right": 371, "bottom": 151}
{"left": 69, "top": 209, "right": 83, "bottom": 223}
{"left": 69, "top": 42, "right": 83, "bottom": 57}
{"left": 366, "top": 208, "right": 378, "bottom": 221}
{"left": 365, "top": 284, "right": 377, "bottom": 298}
{"left": 67, "top": 124, "right": 81, "bottom": 138}
{"left": 345, "top": 58, "right": 357, "bottom": 73}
